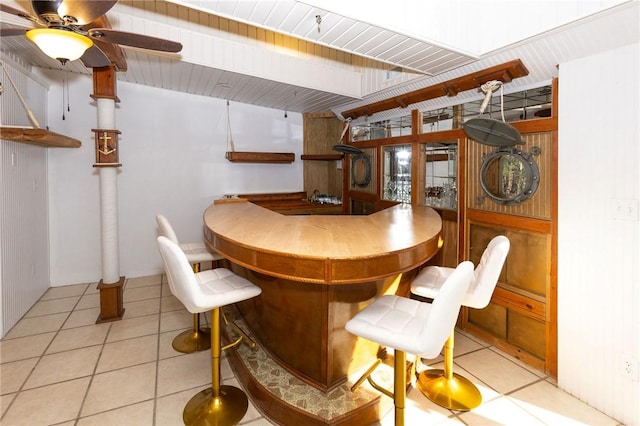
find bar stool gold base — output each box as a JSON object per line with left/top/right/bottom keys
{"left": 416, "top": 369, "right": 482, "bottom": 411}
{"left": 183, "top": 385, "right": 248, "bottom": 426}
{"left": 172, "top": 327, "right": 211, "bottom": 353}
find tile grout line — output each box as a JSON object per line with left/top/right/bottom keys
{"left": 152, "top": 274, "right": 167, "bottom": 426}
{"left": 68, "top": 277, "right": 165, "bottom": 424}
{"left": 72, "top": 279, "right": 115, "bottom": 425}
{"left": 0, "top": 282, "right": 97, "bottom": 425}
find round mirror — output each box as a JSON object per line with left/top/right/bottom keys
{"left": 480, "top": 147, "right": 539, "bottom": 205}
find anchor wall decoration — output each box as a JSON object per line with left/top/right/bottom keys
{"left": 92, "top": 129, "right": 121, "bottom": 165}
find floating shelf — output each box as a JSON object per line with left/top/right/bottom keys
{"left": 300, "top": 154, "right": 343, "bottom": 161}
{"left": 0, "top": 127, "right": 81, "bottom": 148}
{"left": 225, "top": 151, "right": 295, "bottom": 163}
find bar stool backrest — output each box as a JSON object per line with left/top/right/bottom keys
{"left": 157, "top": 235, "right": 201, "bottom": 313}
{"left": 419, "top": 260, "right": 474, "bottom": 358}
{"left": 466, "top": 235, "right": 510, "bottom": 309}
{"left": 156, "top": 214, "right": 180, "bottom": 245}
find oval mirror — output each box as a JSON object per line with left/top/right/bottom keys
{"left": 351, "top": 154, "right": 371, "bottom": 188}
{"left": 480, "top": 147, "right": 539, "bottom": 205}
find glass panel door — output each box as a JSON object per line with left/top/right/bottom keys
{"left": 424, "top": 142, "right": 457, "bottom": 210}
{"left": 382, "top": 145, "right": 411, "bottom": 203}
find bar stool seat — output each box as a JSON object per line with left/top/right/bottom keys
{"left": 157, "top": 235, "right": 262, "bottom": 425}
{"left": 180, "top": 242, "right": 223, "bottom": 265}
{"left": 345, "top": 261, "right": 474, "bottom": 426}
{"left": 411, "top": 235, "right": 510, "bottom": 411}
{"left": 156, "top": 214, "right": 223, "bottom": 353}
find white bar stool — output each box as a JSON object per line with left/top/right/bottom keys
{"left": 411, "top": 235, "right": 510, "bottom": 411}
{"left": 157, "top": 236, "right": 262, "bottom": 425}
{"left": 345, "top": 261, "right": 474, "bottom": 426}
{"left": 156, "top": 214, "right": 223, "bottom": 353}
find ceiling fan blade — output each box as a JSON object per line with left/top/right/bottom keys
{"left": 80, "top": 16, "right": 127, "bottom": 71}
{"left": 0, "top": 28, "right": 28, "bottom": 37}
{"left": 80, "top": 44, "right": 111, "bottom": 68}
{"left": 30, "top": 0, "right": 63, "bottom": 22}
{"left": 88, "top": 28, "right": 182, "bottom": 53}
{"left": 56, "top": 0, "right": 116, "bottom": 25}
{"left": 92, "top": 39, "right": 127, "bottom": 71}
{"left": 0, "top": 3, "right": 42, "bottom": 25}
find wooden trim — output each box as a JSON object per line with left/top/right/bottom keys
{"left": 492, "top": 287, "right": 546, "bottom": 322}
{"left": 225, "top": 151, "right": 295, "bottom": 163}
{"left": 467, "top": 209, "right": 552, "bottom": 234}
{"left": 341, "top": 59, "right": 529, "bottom": 119}
{"left": 236, "top": 191, "right": 307, "bottom": 202}
{"left": 0, "top": 127, "right": 81, "bottom": 148}
{"left": 301, "top": 154, "right": 343, "bottom": 160}
{"left": 416, "top": 128, "right": 466, "bottom": 144}
{"left": 410, "top": 110, "right": 421, "bottom": 205}
{"left": 464, "top": 322, "right": 545, "bottom": 372}
{"left": 511, "top": 117, "right": 558, "bottom": 133}
{"left": 214, "top": 197, "right": 248, "bottom": 205}
{"left": 96, "top": 276, "right": 125, "bottom": 323}
{"left": 91, "top": 65, "right": 120, "bottom": 101}
{"left": 457, "top": 136, "right": 467, "bottom": 264}
{"left": 546, "top": 77, "right": 560, "bottom": 377}
{"left": 425, "top": 153, "right": 449, "bottom": 162}
{"left": 92, "top": 163, "right": 122, "bottom": 168}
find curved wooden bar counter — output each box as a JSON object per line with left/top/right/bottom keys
{"left": 203, "top": 200, "right": 442, "bottom": 425}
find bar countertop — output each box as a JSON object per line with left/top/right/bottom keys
{"left": 203, "top": 199, "right": 442, "bottom": 284}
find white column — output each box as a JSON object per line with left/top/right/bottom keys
{"left": 97, "top": 98, "right": 120, "bottom": 284}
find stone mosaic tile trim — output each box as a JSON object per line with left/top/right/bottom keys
{"left": 224, "top": 306, "right": 394, "bottom": 422}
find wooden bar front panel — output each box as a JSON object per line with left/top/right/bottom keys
{"left": 232, "top": 268, "right": 407, "bottom": 390}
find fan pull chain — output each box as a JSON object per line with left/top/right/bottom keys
{"left": 62, "top": 74, "right": 66, "bottom": 120}
{"left": 66, "top": 73, "right": 70, "bottom": 113}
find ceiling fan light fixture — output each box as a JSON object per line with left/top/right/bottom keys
{"left": 26, "top": 28, "right": 93, "bottom": 65}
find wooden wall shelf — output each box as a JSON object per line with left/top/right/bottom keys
{"left": 0, "top": 127, "right": 81, "bottom": 148}
{"left": 300, "top": 154, "right": 343, "bottom": 161}
{"left": 225, "top": 151, "right": 295, "bottom": 163}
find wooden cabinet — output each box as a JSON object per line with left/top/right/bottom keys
{"left": 335, "top": 80, "right": 558, "bottom": 376}
{"left": 424, "top": 142, "right": 457, "bottom": 210}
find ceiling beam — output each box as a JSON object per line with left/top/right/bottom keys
{"left": 340, "top": 59, "right": 529, "bottom": 120}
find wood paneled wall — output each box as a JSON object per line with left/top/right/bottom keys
{"left": 462, "top": 91, "right": 558, "bottom": 375}
{"left": 324, "top": 77, "right": 559, "bottom": 376}
{"left": 466, "top": 132, "right": 553, "bottom": 220}
{"left": 303, "top": 113, "right": 343, "bottom": 198}
{"left": 348, "top": 147, "right": 378, "bottom": 195}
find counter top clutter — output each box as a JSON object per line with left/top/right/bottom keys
{"left": 204, "top": 199, "right": 442, "bottom": 284}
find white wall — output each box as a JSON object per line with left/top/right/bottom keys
{"left": 0, "top": 57, "right": 51, "bottom": 337}
{"left": 45, "top": 70, "right": 303, "bottom": 285}
{"left": 558, "top": 42, "right": 639, "bottom": 425}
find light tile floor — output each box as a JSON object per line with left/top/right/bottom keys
{"left": 0, "top": 275, "right": 621, "bottom": 426}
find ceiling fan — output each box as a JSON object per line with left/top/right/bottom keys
{"left": 0, "top": 0, "right": 182, "bottom": 69}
